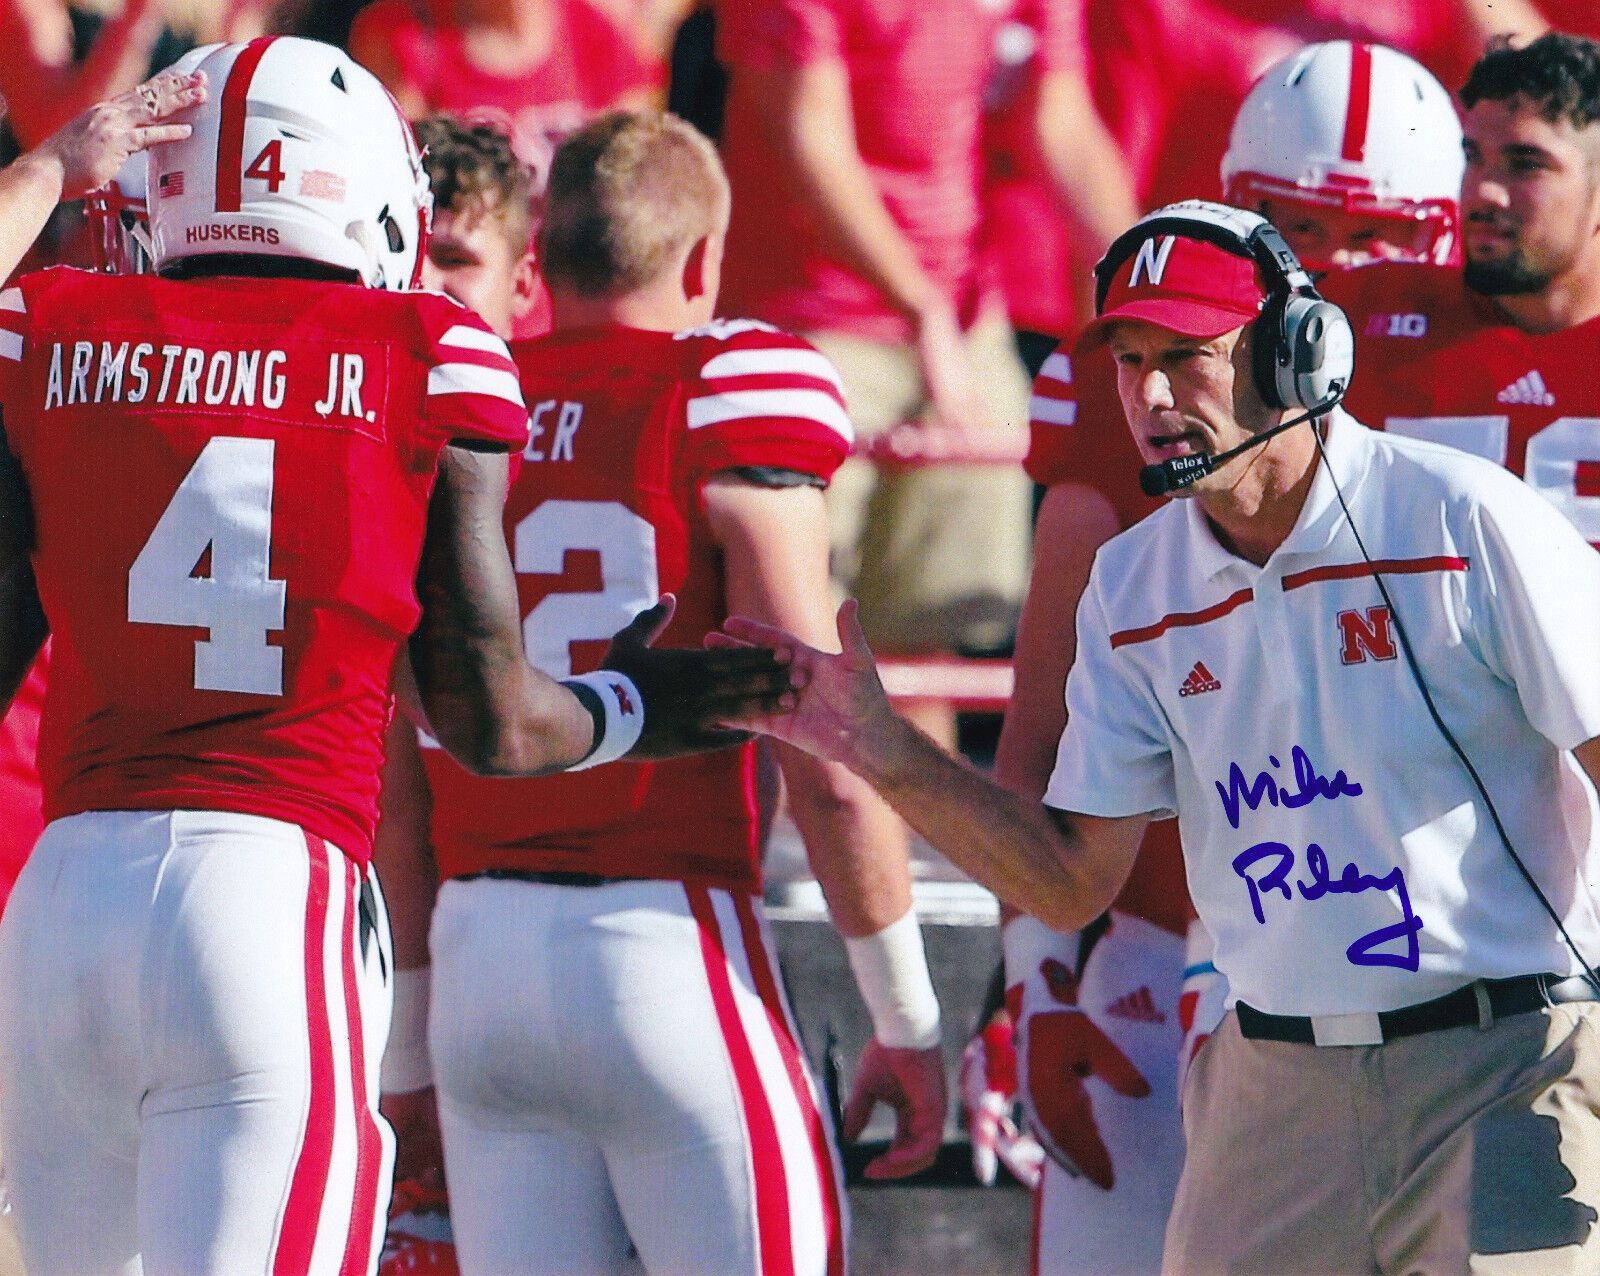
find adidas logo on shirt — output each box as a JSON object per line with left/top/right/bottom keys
{"left": 1106, "top": 986, "right": 1166, "bottom": 1024}
{"left": 1178, "top": 661, "right": 1221, "bottom": 697}
{"left": 1496, "top": 371, "right": 1555, "bottom": 406}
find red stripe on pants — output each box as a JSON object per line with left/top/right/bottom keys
{"left": 734, "top": 893, "right": 847, "bottom": 1276}
{"left": 338, "top": 860, "right": 385, "bottom": 1274}
{"left": 274, "top": 834, "right": 336, "bottom": 1275}
{"left": 687, "top": 885, "right": 794, "bottom": 1276}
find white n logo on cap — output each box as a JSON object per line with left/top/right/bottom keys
{"left": 1129, "top": 235, "right": 1178, "bottom": 288}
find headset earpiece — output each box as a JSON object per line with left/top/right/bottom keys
{"left": 1270, "top": 293, "right": 1354, "bottom": 410}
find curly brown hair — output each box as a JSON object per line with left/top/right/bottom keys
{"left": 414, "top": 115, "right": 535, "bottom": 252}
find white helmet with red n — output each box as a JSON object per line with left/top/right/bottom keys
{"left": 146, "top": 36, "right": 430, "bottom": 288}
{"left": 1222, "top": 41, "right": 1462, "bottom": 271}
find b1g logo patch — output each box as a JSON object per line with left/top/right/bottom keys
{"left": 1364, "top": 312, "right": 1428, "bottom": 338}
{"left": 1337, "top": 606, "right": 1397, "bottom": 665}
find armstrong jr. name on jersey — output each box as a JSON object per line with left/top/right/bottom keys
{"left": 38, "top": 339, "right": 384, "bottom": 427}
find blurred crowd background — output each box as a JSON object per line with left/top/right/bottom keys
{"left": 6, "top": 0, "right": 1589, "bottom": 337}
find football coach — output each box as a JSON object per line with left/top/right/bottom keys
{"left": 720, "top": 202, "right": 1600, "bottom": 1274}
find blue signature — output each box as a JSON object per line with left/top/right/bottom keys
{"left": 1216, "top": 746, "right": 1364, "bottom": 830}
{"left": 1232, "top": 841, "right": 1422, "bottom": 970}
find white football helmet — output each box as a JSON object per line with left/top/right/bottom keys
{"left": 147, "top": 37, "right": 431, "bottom": 288}
{"left": 1222, "top": 41, "right": 1462, "bottom": 271}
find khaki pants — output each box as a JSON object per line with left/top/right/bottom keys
{"left": 809, "top": 313, "right": 1033, "bottom": 654}
{"left": 1166, "top": 1004, "right": 1600, "bottom": 1275}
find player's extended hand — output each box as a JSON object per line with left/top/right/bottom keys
{"left": 40, "top": 68, "right": 207, "bottom": 201}
{"left": 710, "top": 599, "right": 898, "bottom": 770}
{"left": 1012, "top": 958, "right": 1149, "bottom": 1190}
{"left": 600, "top": 594, "right": 797, "bottom": 758}
{"left": 842, "top": 1037, "right": 947, "bottom": 1180}
{"left": 959, "top": 1012, "right": 1043, "bottom": 1189}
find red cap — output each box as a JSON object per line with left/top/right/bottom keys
{"left": 1084, "top": 234, "right": 1267, "bottom": 345}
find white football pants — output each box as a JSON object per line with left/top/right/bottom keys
{"left": 0, "top": 810, "right": 394, "bottom": 1275}
{"left": 1033, "top": 912, "right": 1189, "bottom": 1276}
{"left": 429, "top": 876, "right": 848, "bottom": 1276}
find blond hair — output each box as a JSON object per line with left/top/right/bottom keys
{"left": 539, "top": 111, "right": 730, "bottom": 298}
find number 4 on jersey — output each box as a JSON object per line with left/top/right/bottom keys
{"left": 128, "top": 436, "right": 288, "bottom": 695}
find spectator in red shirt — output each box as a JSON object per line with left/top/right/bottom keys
{"left": 716, "top": 0, "right": 1134, "bottom": 747}
{"left": 349, "top": 0, "right": 662, "bottom": 181}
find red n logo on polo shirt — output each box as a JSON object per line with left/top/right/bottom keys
{"left": 1337, "top": 606, "right": 1397, "bottom": 665}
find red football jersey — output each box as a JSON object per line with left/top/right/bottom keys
{"left": 0, "top": 269, "right": 530, "bottom": 863}
{"left": 1323, "top": 262, "right": 1600, "bottom": 545}
{"left": 423, "top": 319, "right": 852, "bottom": 890}
{"left": 1026, "top": 338, "right": 1163, "bottom": 527}
{"left": 1026, "top": 334, "right": 1192, "bottom": 934}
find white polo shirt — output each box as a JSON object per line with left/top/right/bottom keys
{"left": 1045, "top": 412, "right": 1600, "bottom": 1017}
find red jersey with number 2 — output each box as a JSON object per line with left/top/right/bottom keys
{"left": 423, "top": 319, "right": 852, "bottom": 891}
{"left": 0, "top": 269, "right": 530, "bottom": 863}
{"left": 1321, "top": 262, "right": 1600, "bottom": 546}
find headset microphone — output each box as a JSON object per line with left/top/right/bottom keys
{"left": 1137, "top": 388, "right": 1344, "bottom": 497}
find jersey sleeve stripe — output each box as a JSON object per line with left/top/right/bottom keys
{"left": 427, "top": 363, "right": 526, "bottom": 405}
{"left": 1029, "top": 394, "right": 1077, "bottom": 427}
{"left": 0, "top": 289, "right": 24, "bottom": 314}
{"left": 1039, "top": 351, "right": 1072, "bottom": 384}
{"left": 0, "top": 332, "right": 21, "bottom": 362}
{"left": 700, "top": 347, "right": 845, "bottom": 393}
{"left": 437, "top": 324, "right": 511, "bottom": 356}
{"left": 686, "top": 388, "right": 853, "bottom": 443}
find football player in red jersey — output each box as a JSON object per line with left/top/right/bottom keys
{"left": 375, "top": 110, "right": 947, "bottom": 1274}
{"left": 0, "top": 66, "right": 207, "bottom": 912}
{"left": 1319, "top": 32, "right": 1600, "bottom": 549}
{"left": 0, "top": 40, "right": 792, "bottom": 1275}
{"left": 962, "top": 40, "right": 1465, "bottom": 1275}
{"left": 0, "top": 57, "right": 207, "bottom": 1276}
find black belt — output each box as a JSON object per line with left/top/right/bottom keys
{"left": 453, "top": 869, "right": 635, "bottom": 888}
{"left": 1236, "top": 972, "right": 1600, "bottom": 1046}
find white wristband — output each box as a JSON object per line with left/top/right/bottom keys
{"left": 562, "top": 671, "right": 645, "bottom": 771}
{"left": 844, "top": 909, "right": 943, "bottom": 1050}
{"left": 380, "top": 966, "right": 433, "bottom": 1094}
{"left": 1002, "top": 914, "right": 1078, "bottom": 988}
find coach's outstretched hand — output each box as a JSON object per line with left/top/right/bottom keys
{"left": 601, "top": 595, "right": 799, "bottom": 758}
{"left": 711, "top": 599, "right": 901, "bottom": 773}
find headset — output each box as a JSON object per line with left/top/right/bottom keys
{"left": 1093, "top": 202, "right": 1358, "bottom": 495}
{"left": 1097, "top": 201, "right": 1600, "bottom": 995}
{"left": 1094, "top": 200, "right": 1355, "bottom": 412}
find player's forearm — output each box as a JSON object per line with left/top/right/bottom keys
{"left": 781, "top": 744, "right": 914, "bottom": 937}
{"left": 413, "top": 443, "right": 597, "bottom": 776}
{"left": 0, "top": 148, "right": 65, "bottom": 283}
{"left": 846, "top": 713, "right": 1117, "bottom": 933}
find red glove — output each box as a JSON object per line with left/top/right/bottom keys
{"left": 959, "top": 1011, "right": 1043, "bottom": 1189}
{"left": 1011, "top": 958, "right": 1150, "bottom": 1190}
{"left": 842, "top": 1037, "right": 947, "bottom": 1180}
